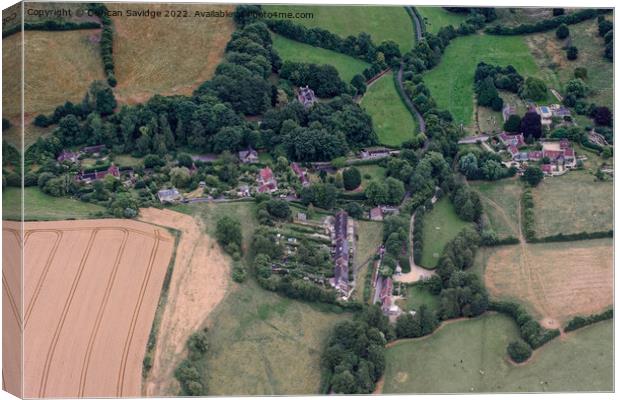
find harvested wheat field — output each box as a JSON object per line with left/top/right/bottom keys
{"left": 9, "top": 219, "right": 174, "bottom": 398}
{"left": 139, "top": 208, "right": 231, "bottom": 396}
{"left": 481, "top": 239, "right": 612, "bottom": 327}
{"left": 109, "top": 3, "right": 235, "bottom": 104}
{"left": 3, "top": 221, "right": 23, "bottom": 397}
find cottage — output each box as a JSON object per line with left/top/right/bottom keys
{"left": 157, "top": 188, "right": 181, "bottom": 203}
{"left": 81, "top": 144, "right": 107, "bottom": 156}
{"left": 297, "top": 85, "right": 317, "bottom": 108}
{"left": 238, "top": 148, "right": 259, "bottom": 164}
{"left": 330, "top": 211, "right": 351, "bottom": 297}
{"left": 76, "top": 164, "right": 120, "bottom": 183}
{"left": 257, "top": 167, "right": 278, "bottom": 193}
{"left": 57, "top": 150, "right": 78, "bottom": 164}
{"left": 291, "top": 162, "right": 310, "bottom": 187}
{"left": 498, "top": 132, "right": 525, "bottom": 148}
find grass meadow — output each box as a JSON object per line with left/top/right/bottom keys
{"left": 264, "top": 5, "right": 414, "bottom": 52}
{"left": 524, "top": 17, "right": 614, "bottom": 110}
{"left": 357, "top": 164, "right": 387, "bottom": 189}
{"left": 383, "top": 314, "right": 612, "bottom": 393}
{"left": 3, "top": 187, "right": 106, "bottom": 221}
{"left": 108, "top": 3, "right": 235, "bottom": 104}
{"left": 201, "top": 279, "right": 350, "bottom": 395}
{"left": 470, "top": 178, "right": 522, "bottom": 240}
{"left": 423, "top": 34, "right": 543, "bottom": 131}
{"left": 272, "top": 34, "right": 369, "bottom": 83}
{"left": 420, "top": 197, "right": 471, "bottom": 268}
{"left": 361, "top": 72, "right": 418, "bottom": 147}
{"left": 397, "top": 284, "right": 440, "bottom": 313}
{"left": 417, "top": 7, "right": 468, "bottom": 34}
{"left": 531, "top": 171, "right": 612, "bottom": 237}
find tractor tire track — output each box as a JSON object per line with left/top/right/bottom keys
{"left": 116, "top": 230, "right": 161, "bottom": 396}
{"left": 37, "top": 229, "right": 99, "bottom": 397}
{"left": 2, "top": 273, "right": 21, "bottom": 331}
{"left": 78, "top": 229, "right": 130, "bottom": 397}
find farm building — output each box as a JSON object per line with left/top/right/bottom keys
{"left": 157, "top": 188, "right": 182, "bottom": 203}
{"left": 359, "top": 147, "right": 399, "bottom": 160}
{"left": 81, "top": 144, "right": 107, "bottom": 156}
{"left": 297, "top": 85, "right": 317, "bottom": 108}
{"left": 76, "top": 164, "right": 120, "bottom": 183}
{"left": 238, "top": 148, "right": 258, "bottom": 164}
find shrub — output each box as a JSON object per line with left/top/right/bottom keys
{"left": 564, "top": 309, "right": 613, "bottom": 332}
{"left": 566, "top": 46, "right": 578, "bottom": 60}
{"left": 555, "top": 23, "right": 569, "bottom": 39}
{"left": 507, "top": 340, "right": 532, "bottom": 363}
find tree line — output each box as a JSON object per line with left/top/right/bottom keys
{"left": 485, "top": 9, "right": 607, "bottom": 35}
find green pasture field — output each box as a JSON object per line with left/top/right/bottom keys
{"left": 3, "top": 187, "right": 106, "bottom": 221}
{"left": 524, "top": 17, "right": 613, "bottom": 110}
{"left": 419, "top": 197, "right": 471, "bottom": 268}
{"left": 264, "top": 5, "right": 414, "bottom": 52}
{"left": 202, "top": 279, "right": 350, "bottom": 395}
{"left": 417, "top": 7, "right": 468, "bottom": 33}
{"left": 531, "top": 171, "right": 612, "bottom": 237}
{"left": 383, "top": 314, "right": 612, "bottom": 393}
{"left": 423, "top": 34, "right": 543, "bottom": 131}
{"left": 361, "top": 72, "right": 418, "bottom": 147}
{"left": 272, "top": 34, "right": 369, "bottom": 83}
{"left": 470, "top": 178, "right": 522, "bottom": 240}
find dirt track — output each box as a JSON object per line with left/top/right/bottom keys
{"left": 140, "top": 208, "right": 231, "bottom": 396}
{"left": 4, "top": 219, "right": 174, "bottom": 398}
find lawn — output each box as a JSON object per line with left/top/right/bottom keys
{"left": 201, "top": 279, "right": 350, "bottom": 395}
{"left": 357, "top": 164, "right": 386, "bottom": 189}
{"left": 417, "top": 7, "right": 468, "bottom": 34}
{"left": 383, "top": 314, "right": 612, "bottom": 393}
{"left": 112, "top": 154, "right": 144, "bottom": 168}
{"left": 477, "top": 238, "right": 612, "bottom": 325}
{"left": 524, "top": 17, "right": 614, "bottom": 110}
{"left": 109, "top": 3, "right": 235, "bottom": 104}
{"left": 423, "top": 33, "right": 543, "bottom": 131}
{"left": 470, "top": 178, "right": 522, "bottom": 240}
{"left": 531, "top": 171, "right": 612, "bottom": 237}
{"left": 361, "top": 72, "right": 418, "bottom": 147}
{"left": 264, "top": 5, "right": 414, "bottom": 52}
{"left": 272, "top": 34, "right": 369, "bottom": 83}
{"left": 3, "top": 187, "right": 106, "bottom": 221}
{"left": 397, "top": 284, "right": 440, "bottom": 313}
{"left": 419, "top": 197, "right": 472, "bottom": 268}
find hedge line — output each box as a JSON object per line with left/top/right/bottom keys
{"left": 392, "top": 64, "right": 422, "bottom": 124}
{"left": 489, "top": 300, "right": 560, "bottom": 349}
{"left": 407, "top": 6, "right": 427, "bottom": 36}
{"left": 412, "top": 207, "right": 425, "bottom": 265}
{"left": 87, "top": 3, "right": 116, "bottom": 86}
{"left": 529, "top": 230, "right": 613, "bottom": 243}
{"left": 489, "top": 236, "right": 520, "bottom": 246}
{"left": 2, "top": 20, "right": 101, "bottom": 38}
{"left": 485, "top": 9, "right": 606, "bottom": 35}
{"left": 564, "top": 309, "right": 613, "bottom": 332}
{"left": 521, "top": 188, "right": 535, "bottom": 241}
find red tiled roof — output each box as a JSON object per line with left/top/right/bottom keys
{"left": 563, "top": 148, "right": 575, "bottom": 157}
{"left": 541, "top": 164, "right": 553, "bottom": 173}
{"left": 528, "top": 151, "right": 543, "bottom": 160}
{"left": 543, "top": 150, "right": 564, "bottom": 160}
{"left": 260, "top": 167, "right": 273, "bottom": 181}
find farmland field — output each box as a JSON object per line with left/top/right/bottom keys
{"left": 3, "top": 221, "right": 22, "bottom": 396}
{"left": 201, "top": 280, "right": 350, "bottom": 395}
{"left": 470, "top": 178, "right": 522, "bottom": 240}
{"left": 272, "top": 34, "right": 369, "bottom": 83}
{"left": 478, "top": 238, "right": 612, "bottom": 326}
{"left": 417, "top": 7, "right": 468, "bottom": 33}
{"left": 525, "top": 17, "right": 613, "bottom": 109}
{"left": 361, "top": 72, "right": 418, "bottom": 147}
{"left": 3, "top": 29, "right": 104, "bottom": 120}
{"left": 139, "top": 208, "right": 232, "bottom": 396}
{"left": 109, "top": 3, "right": 235, "bottom": 104}
{"left": 382, "top": 314, "right": 612, "bottom": 393}
{"left": 423, "top": 34, "right": 543, "bottom": 130}
{"left": 11, "top": 218, "right": 175, "bottom": 397}
{"left": 3, "top": 187, "right": 106, "bottom": 221}
{"left": 419, "top": 197, "right": 471, "bottom": 268}
{"left": 531, "top": 171, "right": 613, "bottom": 237}
{"left": 264, "top": 5, "right": 414, "bottom": 52}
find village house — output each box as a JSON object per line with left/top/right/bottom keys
{"left": 498, "top": 132, "right": 526, "bottom": 148}
{"left": 157, "top": 188, "right": 182, "bottom": 204}
{"left": 57, "top": 150, "right": 79, "bottom": 164}
{"left": 238, "top": 148, "right": 259, "bottom": 164}
{"left": 536, "top": 105, "right": 553, "bottom": 128}
{"left": 75, "top": 164, "right": 120, "bottom": 183}
{"left": 359, "top": 147, "right": 399, "bottom": 160}
{"left": 291, "top": 162, "right": 310, "bottom": 187}
{"left": 297, "top": 85, "right": 317, "bottom": 108}
{"left": 81, "top": 144, "right": 107, "bottom": 157}
{"left": 329, "top": 211, "right": 353, "bottom": 298}
{"left": 257, "top": 166, "right": 278, "bottom": 193}
{"left": 379, "top": 277, "right": 401, "bottom": 317}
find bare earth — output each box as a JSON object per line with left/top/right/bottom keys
{"left": 484, "top": 239, "right": 613, "bottom": 326}
{"left": 139, "top": 208, "right": 231, "bottom": 396}
{"left": 5, "top": 219, "right": 174, "bottom": 398}
{"left": 3, "top": 221, "right": 22, "bottom": 397}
